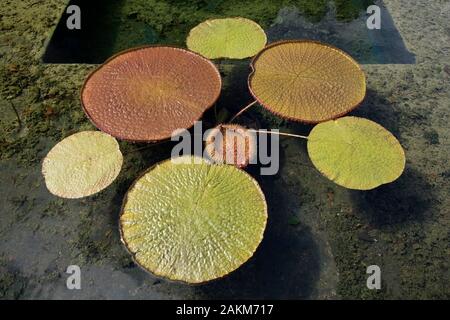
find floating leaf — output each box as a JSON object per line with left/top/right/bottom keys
{"left": 307, "top": 117, "right": 406, "bottom": 190}
{"left": 204, "top": 124, "right": 257, "bottom": 168}
{"left": 186, "top": 17, "right": 267, "bottom": 59}
{"left": 42, "top": 131, "right": 123, "bottom": 198}
{"left": 120, "top": 157, "right": 267, "bottom": 283}
{"left": 81, "top": 46, "right": 222, "bottom": 142}
{"left": 249, "top": 40, "right": 366, "bottom": 123}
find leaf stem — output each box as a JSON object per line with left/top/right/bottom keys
{"left": 230, "top": 100, "right": 257, "bottom": 123}
{"left": 248, "top": 129, "right": 309, "bottom": 140}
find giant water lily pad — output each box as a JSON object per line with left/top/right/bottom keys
{"left": 186, "top": 17, "right": 267, "bottom": 59}
{"left": 81, "top": 46, "right": 222, "bottom": 142}
{"left": 307, "top": 117, "right": 406, "bottom": 190}
{"left": 42, "top": 131, "right": 123, "bottom": 198}
{"left": 120, "top": 157, "right": 267, "bottom": 283}
{"left": 249, "top": 40, "right": 366, "bottom": 123}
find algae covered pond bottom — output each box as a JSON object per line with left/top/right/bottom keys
{"left": 43, "top": 0, "right": 414, "bottom": 64}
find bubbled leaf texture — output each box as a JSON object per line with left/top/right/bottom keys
{"left": 307, "top": 117, "right": 406, "bottom": 190}
{"left": 81, "top": 46, "right": 221, "bottom": 142}
{"left": 42, "top": 131, "right": 123, "bottom": 198}
{"left": 120, "top": 157, "right": 267, "bottom": 283}
{"left": 186, "top": 17, "right": 267, "bottom": 59}
{"left": 249, "top": 41, "right": 366, "bottom": 123}
{"left": 204, "top": 124, "right": 257, "bottom": 168}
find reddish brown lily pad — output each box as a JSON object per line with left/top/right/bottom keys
{"left": 81, "top": 46, "right": 222, "bottom": 142}
{"left": 204, "top": 124, "right": 257, "bottom": 168}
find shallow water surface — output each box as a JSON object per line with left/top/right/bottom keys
{"left": 43, "top": 0, "right": 414, "bottom": 64}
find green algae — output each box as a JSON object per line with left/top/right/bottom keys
{"left": 0, "top": 258, "right": 28, "bottom": 299}
{"left": 329, "top": 217, "right": 450, "bottom": 299}
{"left": 334, "top": 0, "right": 373, "bottom": 21}
{"left": 319, "top": 177, "right": 450, "bottom": 299}
{"left": 423, "top": 129, "right": 440, "bottom": 145}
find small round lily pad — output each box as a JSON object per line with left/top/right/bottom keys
{"left": 186, "top": 17, "right": 267, "bottom": 59}
{"left": 42, "top": 131, "right": 123, "bottom": 198}
{"left": 120, "top": 157, "right": 267, "bottom": 283}
{"left": 307, "top": 117, "right": 406, "bottom": 190}
{"left": 204, "top": 124, "right": 257, "bottom": 168}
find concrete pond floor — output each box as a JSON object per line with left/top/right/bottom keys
{"left": 0, "top": 0, "right": 449, "bottom": 299}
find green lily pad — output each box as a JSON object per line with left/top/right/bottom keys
{"left": 42, "top": 131, "right": 123, "bottom": 199}
{"left": 186, "top": 17, "right": 267, "bottom": 59}
{"left": 120, "top": 157, "right": 267, "bottom": 283}
{"left": 248, "top": 40, "right": 366, "bottom": 123}
{"left": 307, "top": 117, "right": 406, "bottom": 190}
